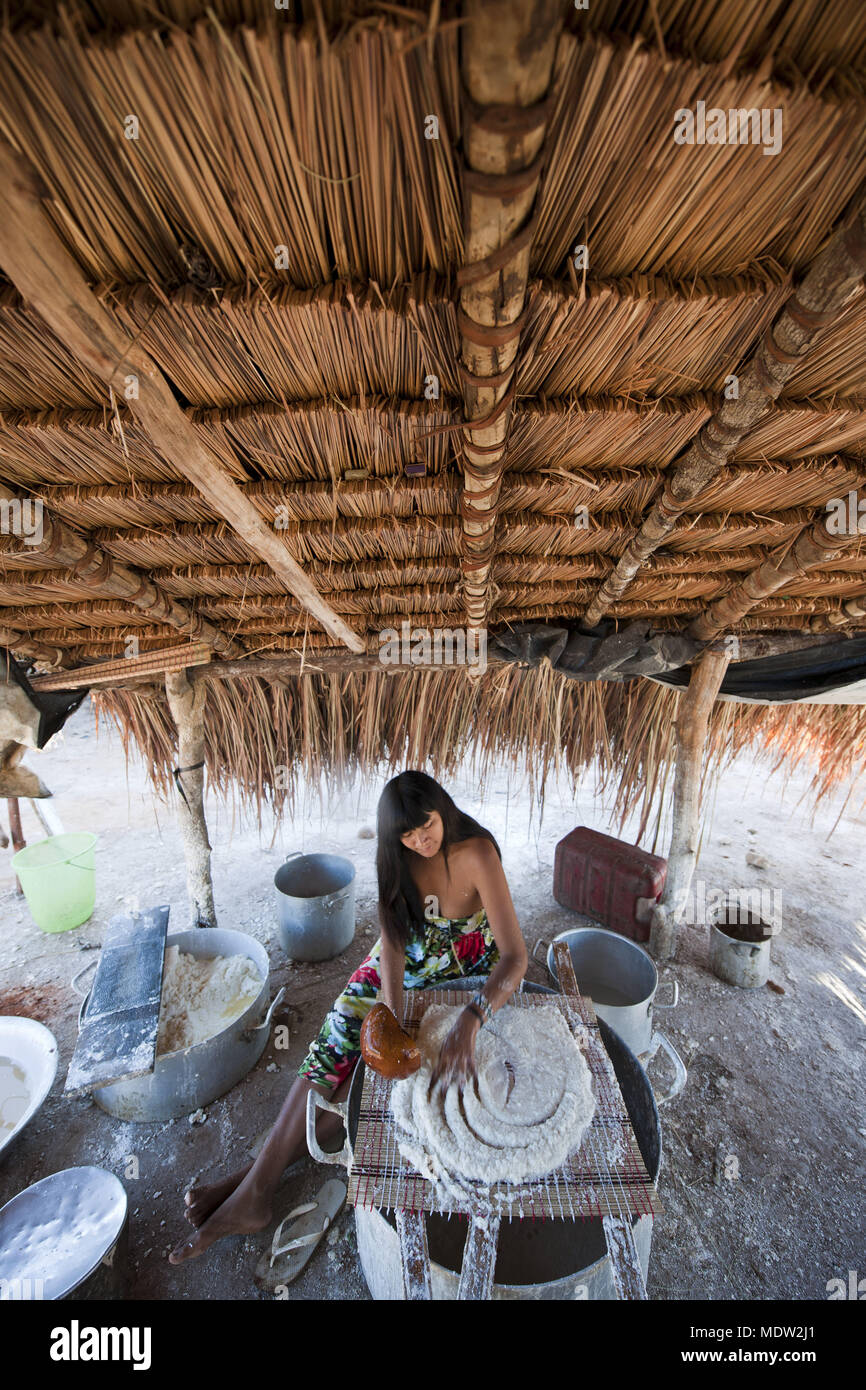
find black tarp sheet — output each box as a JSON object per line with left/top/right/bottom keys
{"left": 650, "top": 636, "right": 866, "bottom": 703}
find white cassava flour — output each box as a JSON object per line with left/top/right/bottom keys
{"left": 390, "top": 1003, "right": 595, "bottom": 1208}
{"left": 156, "top": 946, "right": 262, "bottom": 1055}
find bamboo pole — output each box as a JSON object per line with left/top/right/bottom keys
{"left": 165, "top": 669, "right": 215, "bottom": 930}
{"left": 582, "top": 193, "right": 866, "bottom": 628}
{"left": 687, "top": 513, "right": 864, "bottom": 641}
{"left": 649, "top": 648, "right": 731, "bottom": 962}
{"left": 0, "top": 140, "right": 365, "bottom": 656}
{"left": 0, "top": 482, "right": 241, "bottom": 659}
{"left": 457, "top": 0, "right": 563, "bottom": 629}
{"left": 29, "top": 643, "right": 212, "bottom": 692}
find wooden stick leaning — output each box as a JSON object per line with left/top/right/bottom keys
{"left": 0, "top": 141, "right": 366, "bottom": 656}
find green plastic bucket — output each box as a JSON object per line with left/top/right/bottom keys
{"left": 11, "top": 833, "right": 97, "bottom": 933}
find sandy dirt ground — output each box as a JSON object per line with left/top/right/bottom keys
{"left": 1, "top": 700, "right": 864, "bottom": 1301}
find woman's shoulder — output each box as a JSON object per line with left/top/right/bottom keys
{"left": 451, "top": 835, "right": 499, "bottom": 866}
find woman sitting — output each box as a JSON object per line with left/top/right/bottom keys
{"left": 170, "top": 769, "right": 528, "bottom": 1264}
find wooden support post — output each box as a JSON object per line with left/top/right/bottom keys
{"left": 8, "top": 796, "right": 24, "bottom": 893}
{"left": 649, "top": 649, "right": 731, "bottom": 961}
{"left": 395, "top": 1210, "right": 433, "bottom": 1300}
{"left": 165, "top": 669, "right": 215, "bottom": 929}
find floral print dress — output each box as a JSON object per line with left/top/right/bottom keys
{"left": 298, "top": 908, "right": 499, "bottom": 1092}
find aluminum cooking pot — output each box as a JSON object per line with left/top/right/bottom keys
{"left": 275, "top": 852, "right": 356, "bottom": 961}
{"left": 537, "top": 928, "right": 686, "bottom": 1104}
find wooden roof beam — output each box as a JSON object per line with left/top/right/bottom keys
{"left": 0, "top": 625, "right": 67, "bottom": 665}
{"left": 582, "top": 193, "right": 866, "bottom": 628}
{"left": 0, "top": 480, "right": 242, "bottom": 659}
{"left": 456, "top": 0, "right": 564, "bottom": 629}
{"left": 687, "top": 511, "right": 865, "bottom": 641}
{"left": 0, "top": 141, "right": 365, "bottom": 656}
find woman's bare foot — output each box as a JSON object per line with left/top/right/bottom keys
{"left": 170, "top": 1176, "right": 272, "bottom": 1264}
{"left": 184, "top": 1165, "right": 252, "bottom": 1227}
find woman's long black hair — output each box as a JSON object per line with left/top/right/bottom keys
{"left": 376, "top": 770, "right": 500, "bottom": 949}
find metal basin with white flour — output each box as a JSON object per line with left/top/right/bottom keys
{"left": 0, "top": 1017, "right": 58, "bottom": 1160}
{"left": 78, "top": 927, "right": 283, "bottom": 1122}
{"left": 309, "top": 978, "right": 662, "bottom": 1300}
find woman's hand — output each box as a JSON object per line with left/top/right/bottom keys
{"left": 428, "top": 1008, "right": 481, "bottom": 1097}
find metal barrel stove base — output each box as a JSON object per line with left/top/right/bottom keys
{"left": 306, "top": 978, "right": 662, "bottom": 1300}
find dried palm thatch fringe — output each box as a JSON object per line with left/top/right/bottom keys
{"left": 5, "top": 0, "right": 866, "bottom": 88}
{"left": 5, "top": 273, "right": 866, "bottom": 415}
{"left": 13, "top": 457, "right": 863, "bottom": 539}
{"left": 92, "top": 665, "right": 866, "bottom": 838}
{"left": 3, "top": 397, "right": 865, "bottom": 500}
{"left": 518, "top": 269, "right": 791, "bottom": 399}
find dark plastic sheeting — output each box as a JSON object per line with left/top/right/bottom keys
{"left": 650, "top": 636, "right": 866, "bottom": 703}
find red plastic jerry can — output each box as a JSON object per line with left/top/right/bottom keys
{"left": 553, "top": 827, "right": 667, "bottom": 943}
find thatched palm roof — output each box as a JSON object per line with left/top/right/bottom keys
{"left": 0, "top": 1, "right": 865, "bottom": 815}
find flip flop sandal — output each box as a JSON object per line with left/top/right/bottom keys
{"left": 253, "top": 1178, "right": 347, "bottom": 1292}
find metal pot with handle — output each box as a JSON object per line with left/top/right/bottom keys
{"left": 73, "top": 928, "right": 285, "bottom": 1122}
{"left": 535, "top": 928, "right": 687, "bottom": 1105}
{"left": 274, "top": 851, "right": 356, "bottom": 962}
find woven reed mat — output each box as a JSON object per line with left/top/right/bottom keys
{"left": 348, "top": 989, "right": 662, "bottom": 1219}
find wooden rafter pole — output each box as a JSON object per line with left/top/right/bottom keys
{"left": 649, "top": 649, "right": 732, "bottom": 962}
{"left": 0, "top": 482, "right": 241, "bottom": 659}
{"left": 165, "top": 669, "right": 215, "bottom": 929}
{"left": 808, "top": 592, "right": 866, "bottom": 632}
{"left": 686, "top": 512, "right": 864, "bottom": 641}
{"left": 582, "top": 194, "right": 866, "bottom": 628}
{"left": 0, "top": 625, "right": 66, "bottom": 665}
{"left": 0, "top": 141, "right": 365, "bottom": 656}
{"left": 457, "top": 0, "right": 563, "bottom": 630}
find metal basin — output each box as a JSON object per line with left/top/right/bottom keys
{"left": 0, "top": 1017, "right": 59, "bottom": 1160}
{"left": 0, "top": 1166, "right": 128, "bottom": 1300}
{"left": 311, "top": 977, "right": 662, "bottom": 1299}
{"left": 82, "top": 928, "right": 282, "bottom": 1122}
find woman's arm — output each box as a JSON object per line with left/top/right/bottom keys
{"left": 471, "top": 838, "right": 529, "bottom": 1015}
{"left": 429, "top": 840, "right": 528, "bottom": 1092}
{"left": 377, "top": 928, "right": 407, "bottom": 1021}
